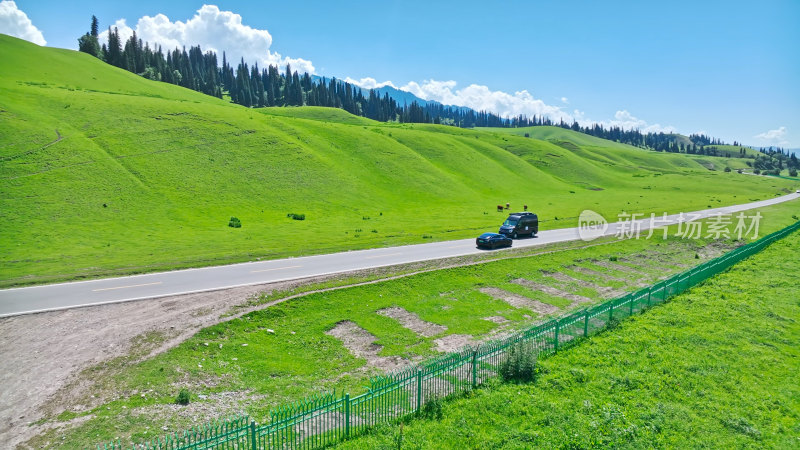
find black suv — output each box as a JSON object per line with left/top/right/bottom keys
{"left": 499, "top": 212, "right": 538, "bottom": 239}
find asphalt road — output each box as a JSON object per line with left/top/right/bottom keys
{"left": 1, "top": 193, "right": 797, "bottom": 317}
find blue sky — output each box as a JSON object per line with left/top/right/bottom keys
{"left": 4, "top": 0, "right": 799, "bottom": 147}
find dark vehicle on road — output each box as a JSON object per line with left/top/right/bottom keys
{"left": 499, "top": 212, "right": 538, "bottom": 238}
{"left": 476, "top": 232, "right": 513, "bottom": 249}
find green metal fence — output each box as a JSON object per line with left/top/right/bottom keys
{"left": 100, "top": 220, "right": 800, "bottom": 450}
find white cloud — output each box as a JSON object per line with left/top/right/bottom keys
{"left": 754, "top": 126, "right": 788, "bottom": 146}
{"left": 0, "top": 0, "right": 45, "bottom": 45}
{"left": 99, "top": 4, "right": 313, "bottom": 73}
{"left": 591, "top": 110, "right": 677, "bottom": 134}
{"left": 397, "top": 79, "right": 573, "bottom": 122}
{"left": 349, "top": 78, "right": 676, "bottom": 134}
{"left": 343, "top": 77, "right": 397, "bottom": 89}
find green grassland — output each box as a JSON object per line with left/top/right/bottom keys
{"left": 339, "top": 218, "right": 800, "bottom": 449}
{"left": 1, "top": 34, "right": 797, "bottom": 286}
{"left": 27, "top": 200, "right": 799, "bottom": 448}
{"left": 484, "top": 127, "right": 764, "bottom": 168}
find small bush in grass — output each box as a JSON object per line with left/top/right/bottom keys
{"left": 499, "top": 341, "right": 537, "bottom": 383}
{"left": 609, "top": 256, "right": 618, "bottom": 262}
{"left": 228, "top": 217, "right": 241, "bottom": 228}
{"left": 175, "top": 389, "right": 190, "bottom": 405}
{"left": 287, "top": 213, "right": 305, "bottom": 220}
{"left": 724, "top": 166, "right": 731, "bottom": 172}
{"left": 790, "top": 169, "right": 798, "bottom": 177}
{"left": 419, "top": 397, "right": 443, "bottom": 420}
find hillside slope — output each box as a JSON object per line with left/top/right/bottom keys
{"left": 0, "top": 34, "right": 795, "bottom": 285}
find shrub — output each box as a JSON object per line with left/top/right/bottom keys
{"left": 609, "top": 256, "right": 618, "bottom": 262}
{"left": 499, "top": 341, "right": 537, "bottom": 383}
{"left": 287, "top": 213, "right": 305, "bottom": 220}
{"left": 419, "top": 397, "right": 443, "bottom": 420}
{"left": 724, "top": 166, "right": 731, "bottom": 172}
{"left": 789, "top": 169, "right": 798, "bottom": 177}
{"left": 175, "top": 389, "right": 190, "bottom": 405}
{"left": 228, "top": 217, "right": 241, "bottom": 228}
{"left": 754, "top": 169, "right": 761, "bottom": 175}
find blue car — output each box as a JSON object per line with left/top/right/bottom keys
{"left": 476, "top": 232, "right": 513, "bottom": 249}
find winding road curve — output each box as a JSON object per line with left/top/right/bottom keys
{"left": 1, "top": 193, "right": 797, "bottom": 317}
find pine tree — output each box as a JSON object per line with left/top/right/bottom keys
{"left": 78, "top": 16, "right": 101, "bottom": 58}
{"left": 90, "top": 15, "right": 99, "bottom": 37}
{"left": 105, "top": 27, "right": 122, "bottom": 67}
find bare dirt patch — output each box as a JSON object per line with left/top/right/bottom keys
{"left": 542, "top": 271, "right": 625, "bottom": 299}
{"left": 478, "top": 287, "right": 560, "bottom": 315}
{"left": 617, "top": 254, "right": 687, "bottom": 270}
{"left": 377, "top": 307, "right": 447, "bottom": 337}
{"left": 696, "top": 241, "right": 737, "bottom": 259}
{"left": 325, "top": 321, "right": 407, "bottom": 372}
{"left": 433, "top": 334, "right": 474, "bottom": 353}
{"left": 511, "top": 278, "right": 592, "bottom": 306}
{"left": 570, "top": 265, "right": 629, "bottom": 282}
{"left": 130, "top": 391, "right": 259, "bottom": 430}
{"left": 592, "top": 259, "right": 653, "bottom": 276}
{"left": 587, "top": 261, "right": 652, "bottom": 284}
{"left": 483, "top": 316, "right": 509, "bottom": 324}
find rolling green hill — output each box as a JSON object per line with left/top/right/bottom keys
{"left": 0, "top": 34, "right": 796, "bottom": 286}
{"left": 483, "top": 126, "right": 763, "bottom": 165}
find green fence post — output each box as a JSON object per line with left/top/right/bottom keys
{"left": 646, "top": 286, "right": 652, "bottom": 308}
{"left": 609, "top": 301, "right": 614, "bottom": 323}
{"left": 629, "top": 294, "right": 634, "bottom": 316}
{"left": 416, "top": 369, "right": 423, "bottom": 414}
{"left": 583, "top": 309, "right": 589, "bottom": 337}
{"left": 345, "top": 393, "right": 350, "bottom": 439}
{"left": 471, "top": 350, "right": 478, "bottom": 389}
{"left": 250, "top": 420, "right": 256, "bottom": 450}
{"left": 554, "top": 319, "right": 560, "bottom": 352}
